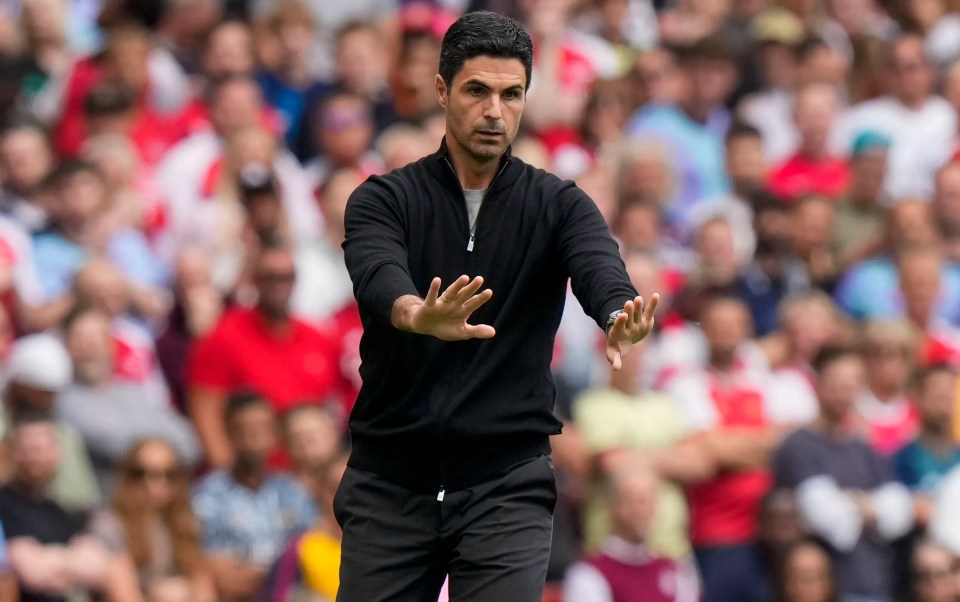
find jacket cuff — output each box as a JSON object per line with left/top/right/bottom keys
{"left": 363, "top": 263, "right": 421, "bottom": 325}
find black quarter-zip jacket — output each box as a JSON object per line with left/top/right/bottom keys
{"left": 342, "top": 140, "right": 637, "bottom": 494}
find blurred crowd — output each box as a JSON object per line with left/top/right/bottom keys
{"left": 3, "top": 0, "right": 960, "bottom": 601}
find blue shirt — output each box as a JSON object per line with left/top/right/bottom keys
{"left": 626, "top": 104, "right": 730, "bottom": 230}
{"left": 32, "top": 228, "right": 167, "bottom": 300}
{"left": 192, "top": 471, "right": 317, "bottom": 567}
{"left": 833, "top": 257, "right": 960, "bottom": 325}
{"left": 256, "top": 72, "right": 329, "bottom": 156}
{"left": 892, "top": 440, "right": 960, "bottom": 493}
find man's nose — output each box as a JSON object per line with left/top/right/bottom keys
{"left": 483, "top": 95, "right": 504, "bottom": 121}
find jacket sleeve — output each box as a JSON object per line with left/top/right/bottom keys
{"left": 342, "top": 177, "right": 420, "bottom": 325}
{"left": 555, "top": 184, "right": 637, "bottom": 330}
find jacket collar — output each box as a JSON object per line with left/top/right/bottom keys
{"left": 424, "top": 136, "right": 520, "bottom": 195}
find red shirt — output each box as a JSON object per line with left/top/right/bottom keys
{"left": 768, "top": 152, "right": 851, "bottom": 201}
{"left": 187, "top": 307, "right": 340, "bottom": 412}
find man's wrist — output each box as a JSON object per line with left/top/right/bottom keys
{"left": 391, "top": 295, "right": 423, "bottom": 332}
{"left": 605, "top": 309, "right": 624, "bottom": 336}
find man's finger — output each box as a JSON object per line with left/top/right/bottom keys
{"left": 425, "top": 277, "right": 442, "bottom": 305}
{"left": 462, "top": 288, "right": 493, "bottom": 312}
{"left": 633, "top": 296, "right": 644, "bottom": 326}
{"left": 441, "top": 275, "right": 470, "bottom": 302}
{"left": 455, "top": 276, "right": 485, "bottom": 301}
{"left": 464, "top": 324, "right": 496, "bottom": 339}
{"left": 643, "top": 293, "right": 660, "bottom": 322}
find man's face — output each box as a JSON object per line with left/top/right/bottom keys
{"left": 817, "top": 356, "right": 866, "bottom": 422}
{"left": 203, "top": 23, "right": 254, "bottom": 78}
{"left": 228, "top": 403, "right": 277, "bottom": 468}
{"left": 702, "top": 300, "right": 751, "bottom": 358}
{"left": 850, "top": 151, "right": 887, "bottom": 204}
{"left": 726, "top": 135, "right": 767, "bottom": 193}
{"left": 318, "top": 98, "right": 373, "bottom": 167}
{"left": 436, "top": 56, "right": 526, "bottom": 164}
{"left": 899, "top": 252, "right": 942, "bottom": 326}
{"left": 11, "top": 422, "right": 60, "bottom": 490}
{"left": 210, "top": 81, "right": 263, "bottom": 137}
{"left": 611, "top": 472, "right": 658, "bottom": 543}
{"left": 56, "top": 171, "right": 106, "bottom": 227}
{"left": 918, "top": 371, "right": 957, "bottom": 435}
{"left": 0, "top": 129, "right": 53, "bottom": 193}
{"left": 254, "top": 250, "right": 296, "bottom": 320}
{"left": 889, "top": 37, "right": 933, "bottom": 106}
{"left": 935, "top": 166, "right": 960, "bottom": 232}
{"left": 65, "top": 311, "right": 115, "bottom": 386}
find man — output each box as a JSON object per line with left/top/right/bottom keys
{"left": 842, "top": 33, "right": 956, "bottom": 200}
{"left": 562, "top": 465, "right": 699, "bottom": 602}
{"left": 832, "top": 131, "right": 889, "bottom": 268}
{"left": 892, "top": 365, "right": 960, "bottom": 518}
{"left": 627, "top": 34, "right": 736, "bottom": 230}
{"left": 187, "top": 246, "right": 341, "bottom": 468}
{"left": 663, "top": 294, "right": 788, "bottom": 602}
{"left": 771, "top": 346, "right": 915, "bottom": 601}
{"left": 339, "top": 11, "right": 655, "bottom": 601}
{"left": 933, "top": 162, "right": 960, "bottom": 263}
{"left": 767, "top": 82, "right": 849, "bottom": 202}
{"left": 0, "top": 414, "right": 142, "bottom": 602}
{"left": 0, "top": 116, "right": 54, "bottom": 233}
{"left": 55, "top": 306, "right": 199, "bottom": 496}
{"left": 1, "top": 333, "right": 100, "bottom": 512}
{"left": 192, "top": 392, "right": 315, "bottom": 602}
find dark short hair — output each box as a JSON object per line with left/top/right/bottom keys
{"left": 84, "top": 82, "right": 136, "bottom": 117}
{"left": 438, "top": 11, "right": 533, "bottom": 91}
{"left": 44, "top": 159, "right": 103, "bottom": 190}
{"left": 675, "top": 32, "right": 736, "bottom": 65}
{"left": 813, "top": 344, "right": 861, "bottom": 375}
{"left": 726, "top": 121, "right": 762, "bottom": 146}
{"left": 8, "top": 408, "right": 55, "bottom": 438}
{"left": 224, "top": 391, "right": 271, "bottom": 424}
{"left": 918, "top": 363, "right": 957, "bottom": 388}
{"left": 795, "top": 35, "right": 829, "bottom": 63}
{"left": 0, "top": 112, "right": 49, "bottom": 140}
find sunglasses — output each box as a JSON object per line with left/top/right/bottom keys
{"left": 129, "top": 466, "right": 181, "bottom": 482}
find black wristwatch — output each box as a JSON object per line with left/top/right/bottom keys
{"left": 605, "top": 310, "right": 625, "bottom": 334}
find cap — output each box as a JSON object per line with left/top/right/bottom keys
{"left": 851, "top": 130, "right": 892, "bottom": 157}
{"left": 6, "top": 334, "right": 72, "bottom": 392}
{"left": 753, "top": 8, "right": 805, "bottom": 47}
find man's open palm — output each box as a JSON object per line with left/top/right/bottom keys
{"left": 606, "top": 294, "right": 659, "bottom": 370}
{"left": 410, "top": 275, "right": 496, "bottom": 341}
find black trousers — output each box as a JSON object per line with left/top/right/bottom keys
{"left": 334, "top": 454, "right": 557, "bottom": 602}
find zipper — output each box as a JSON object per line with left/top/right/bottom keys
{"left": 437, "top": 486, "right": 445, "bottom": 502}
{"left": 442, "top": 157, "right": 510, "bottom": 253}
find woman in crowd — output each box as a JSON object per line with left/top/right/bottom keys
{"left": 90, "top": 437, "right": 216, "bottom": 601}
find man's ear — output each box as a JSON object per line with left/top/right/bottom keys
{"left": 435, "top": 74, "right": 447, "bottom": 109}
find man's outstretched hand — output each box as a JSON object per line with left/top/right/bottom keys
{"left": 392, "top": 275, "right": 495, "bottom": 341}
{"left": 606, "top": 294, "right": 659, "bottom": 371}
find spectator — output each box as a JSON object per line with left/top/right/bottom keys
{"left": 909, "top": 539, "right": 958, "bottom": 602}
{"left": 186, "top": 245, "right": 341, "bottom": 468}
{"left": 306, "top": 91, "right": 379, "bottom": 188}
{"left": 786, "top": 195, "right": 839, "bottom": 292}
{"left": 73, "top": 257, "right": 171, "bottom": 401}
{"left": 0, "top": 413, "right": 144, "bottom": 602}
{"left": 259, "top": 452, "right": 348, "bottom": 602}
{"left": 56, "top": 306, "right": 200, "bottom": 496}
{"left": 154, "top": 75, "right": 320, "bottom": 254}
{"left": 563, "top": 464, "right": 699, "bottom": 602}
{"left": 772, "top": 345, "right": 915, "bottom": 602}
{"left": 854, "top": 320, "right": 920, "bottom": 455}
{"left": 89, "top": 437, "right": 215, "bottom": 601}
{"left": 32, "top": 160, "right": 167, "bottom": 303}
{"left": 832, "top": 130, "right": 890, "bottom": 269}
{"left": 255, "top": 1, "right": 328, "bottom": 156}
{"left": 573, "top": 335, "right": 693, "bottom": 559}
{"left": 192, "top": 392, "right": 315, "bottom": 602}
{"left": 1, "top": 333, "right": 101, "bottom": 512}
{"left": 331, "top": 21, "right": 395, "bottom": 134}
{"left": 627, "top": 35, "right": 737, "bottom": 229}
{"left": 893, "top": 364, "right": 960, "bottom": 501}
{"left": 686, "top": 122, "right": 767, "bottom": 265}
{"left": 0, "top": 115, "right": 54, "bottom": 232}
{"left": 933, "top": 162, "right": 960, "bottom": 264}
{"left": 768, "top": 83, "right": 849, "bottom": 202}
{"left": 773, "top": 540, "right": 839, "bottom": 602}
{"left": 834, "top": 202, "right": 960, "bottom": 325}
{"left": 282, "top": 405, "right": 343, "bottom": 494}
{"left": 842, "top": 33, "right": 956, "bottom": 200}
{"left": 155, "top": 249, "right": 224, "bottom": 412}
{"left": 663, "top": 294, "right": 790, "bottom": 602}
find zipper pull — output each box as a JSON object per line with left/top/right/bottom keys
{"left": 437, "top": 486, "right": 445, "bottom": 502}
{"left": 467, "top": 235, "right": 475, "bottom": 252}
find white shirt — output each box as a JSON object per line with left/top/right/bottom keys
{"left": 291, "top": 239, "right": 355, "bottom": 324}
{"left": 840, "top": 95, "right": 956, "bottom": 201}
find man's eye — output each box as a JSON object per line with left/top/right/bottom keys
{"left": 469, "top": 88, "right": 483, "bottom": 97}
